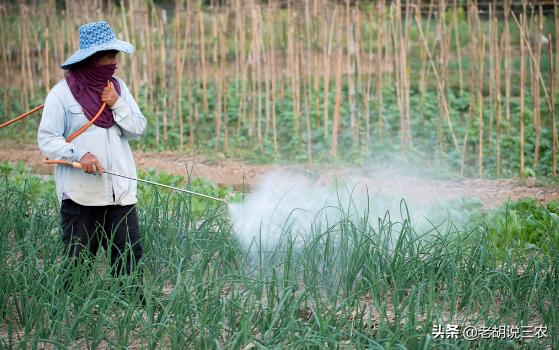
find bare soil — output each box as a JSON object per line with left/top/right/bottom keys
{"left": 0, "top": 140, "right": 275, "bottom": 190}
{"left": 1, "top": 140, "right": 558, "bottom": 209}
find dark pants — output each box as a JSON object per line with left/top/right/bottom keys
{"left": 60, "top": 199, "right": 143, "bottom": 278}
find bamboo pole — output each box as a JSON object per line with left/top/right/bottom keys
{"left": 179, "top": 4, "right": 191, "bottom": 149}
{"left": 237, "top": 0, "right": 248, "bottom": 138}
{"left": 532, "top": 6, "right": 543, "bottom": 175}
{"left": 488, "top": 5, "right": 494, "bottom": 155}
{"left": 376, "top": 0, "right": 386, "bottom": 141}
{"left": 436, "top": 0, "right": 448, "bottom": 153}
{"left": 159, "top": 12, "right": 168, "bottom": 144}
{"left": 255, "top": 6, "right": 263, "bottom": 148}
{"left": 354, "top": 1, "right": 363, "bottom": 147}
{"left": 391, "top": 1, "right": 407, "bottom": 151}
{"left": 452, "top": 0, "right": 463, "bottom": 95}
{"left": 214, "top": 11, "right": 222, "bottom": 150}
{"left": 220, "top": 11, "right": 228, "bottom": 152}
{"left": 199, "top": 7, "right": 209, "bottom": 115}
{"left": 364, "top": 8, "right": 374, "bottom": 144}
{"left": 504, "top": 0, "right": 512, "bottom": 132}
{"left": 390, "top": 4, "right": 404, "bottom": 151}
{"left": 304, "top": 0, "right": 313, "bottom": 161}
{"left": 287, "top": 4, "right": 300, "bottom": 146}
{"left": 346, "top": 0, "right": 357, "bottom": 143}
{"left": 177, "top": 5, "right": 185, "bottom": 149}
{"left": 417, "top": 0, "right": 434, "bottom": 126}
{"left": 323, "top": 7, "right": 337, "bottom": 144}
{"left": 460, "top": 0, "right": 477, "bottom": 176}
{"left": 171, "top": 1, "right": 181, "bottom": 130}
{"left": 249, "top": 10, "right": 256, "bottom": 141}
{"left": 403, "top": 0, "right": 411, "bottom": 149}
{"left": 550, "top": 34, "right": 557, "bottom": 176}
{"left": 478, "top": 34, "right": 486, "bottom": 177}
{"left": 331, "top": 21, "right": 343, "bottom": 157}
{"left": 303, "top": 48, "right": 312, "bottom": 162}
{"left": 269, "top": 7, "right": 278, "bottom": 154}
{"left": 233, "top": 0, "right": 241, "bottom": 136}
{"left": 312, "top": 3, "right": 321, "bottom": 131}
{"left": 263, "top": 5, "right": 272, "bottom": 142}
{"left": 520, "top": 12, "right": 526, "bottom": 177}
{"left": 248, "top": 6, "right": 256, "bottom": 142}
{"left": 495, "top": 14, "right": 502, "bottom": 176}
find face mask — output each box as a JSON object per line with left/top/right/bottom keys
{"left": 94, "top": 62, "right": 117, "bottom": 80}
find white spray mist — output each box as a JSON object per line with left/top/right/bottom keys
{"left": 228, "top": 169, "right": 474, "bottom": 250}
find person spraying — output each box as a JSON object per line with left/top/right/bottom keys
{"left": 37, "top": 21, "right": 146, "bottom": 294}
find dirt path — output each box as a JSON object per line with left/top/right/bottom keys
{"left": 1, "top": 140, "right": 558, "bottom": 209}
{"left": 0, "top": 140, "right": 275, "bottom": 189}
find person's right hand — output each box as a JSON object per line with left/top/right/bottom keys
{"left": 79, "top": 152, "right": 104, "bottom": 175}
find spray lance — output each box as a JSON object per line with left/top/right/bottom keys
{"left": 1, "top": 83, "right": 228, "bottom": 205}
{"left": 43, "top": 159, "right": 228, "bottom": 204}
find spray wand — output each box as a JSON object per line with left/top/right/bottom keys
{"left": 45, "top": 160, "right": 228, "bottom": 205}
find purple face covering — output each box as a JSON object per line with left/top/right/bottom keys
{"left": 66, "top": 59, "right": 121, "bottom": 128}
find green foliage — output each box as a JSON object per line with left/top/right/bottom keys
{"left": 474, "top": 198, "right": 559, "bottom": 257}
{"left": 0, "top": 160, "right": 55, "bottom": 201}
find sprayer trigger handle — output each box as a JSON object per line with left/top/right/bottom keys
{"left": 71, "top": 162, "right": 82, "bottom": 169}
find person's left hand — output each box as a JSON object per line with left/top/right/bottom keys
{"left": 101, "top": 82, "right": 119, "bottom": 107}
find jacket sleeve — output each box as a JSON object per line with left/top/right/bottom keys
{"left": 37, "top": 91, "right": 89, "bottom": 162}
{"left": 111, "top": 79, "right": 147, "bottom": 140}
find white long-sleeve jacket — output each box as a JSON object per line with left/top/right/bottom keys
{"left": 37, "top": 76, "right": 147, "bottom": 206}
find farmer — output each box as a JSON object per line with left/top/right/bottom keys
{"left": 37, "top": 21, "right": 146, "bottom": 287}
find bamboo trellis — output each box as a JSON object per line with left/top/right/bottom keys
{"left": 0, "top": 0, "right": 557, "bottom": 177}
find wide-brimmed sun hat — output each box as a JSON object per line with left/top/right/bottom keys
{"left": 61, "top": 21, "right": 134, "bottom": 69}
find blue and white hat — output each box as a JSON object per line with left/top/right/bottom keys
{"left": 61, "top": 21, "right": 134, "bottom": 69}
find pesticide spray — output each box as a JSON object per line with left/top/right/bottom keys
{"left": 228, "top": 168, "right": 475, "bottom": 250}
